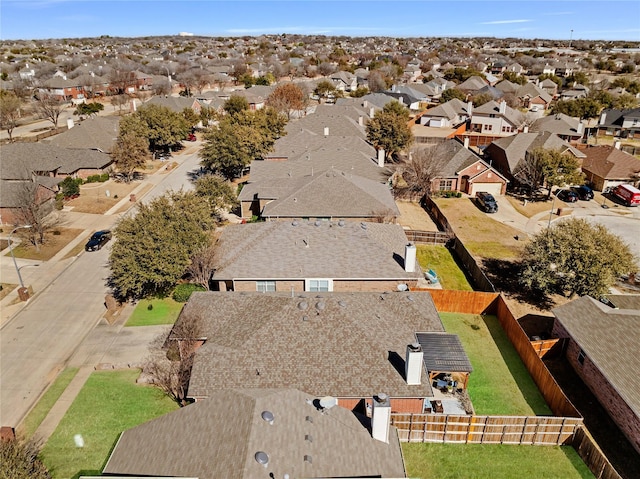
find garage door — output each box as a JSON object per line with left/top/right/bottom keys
{"left": 469, "top": 182, "right": 503, "bottom": 196}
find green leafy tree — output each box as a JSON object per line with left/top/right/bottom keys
{"left": 440, "top": 88, "right": 467, "bottom": 103}
{"left": 120, "top": 104, "right": 190, "bottom": 154}
{"left": 0, "top": 437, "right": 51, "bottom": 479}
{"left": 0, "top": 90, "right": 21, "bottom": 142}
{"left": 566, "top": 71, "right": 589, "bottom": 86}
{"left": 112, "top": 132, "right": 152, "bottom": 181}
{"left": 74, "top": 102, "right": 104, "bottom": 116}
{"left": 181, "top": 107, "right": 200, "bottom": 129}
{"left": 314, "top": 80, "right": 337, "bottom": 102}
{"left": 443, "top": 67, "right": 485, "bottom": 83}
{"left": 551, "top": 97, "right": 602, "bottom": 119}
{"left": 366, "top": 103, "right": 414, "bottom": 161}
{"left": 502, "top": 71, "right": 527, "bottom": 85}
{"left": 59, "top": 176, "right": 82, "bottom": 197}
{"left": 223, "top": 95, "right": 249, "bottom": 116}
{"left": 109, "top": 190, "right": 215, "bottom": 300}
{"left": 194, "top": 174, "right": 237, "bottom": 219}
{"left": 527, "top": 148, "right": 584, "bottom": 197}
{"left": 519, "top": 218, "right": 636, "bottom": 298}
{"left": 472, "top": 92, "right": 493, "bottom": 107}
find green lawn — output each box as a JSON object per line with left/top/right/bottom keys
{"left": 21, "top": 368, "right": 79, "bottom": 440}
{"left": 125, "top": 297, "right": 184, "bottom": 326}
{"left": 439, "top": 313, "right": 551, "bottom": 416}
{"left": 416, "top": 245, "right": 473, "bottom": 291}
{"left": 402, "top": 443, "right": 595, "bottom": 479}
{"left": 39, "top": 370, "right": 178, "bottom": 479}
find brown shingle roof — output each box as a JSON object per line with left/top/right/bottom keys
{"left": 103, "top": 388, "right": 406, "bottom": 479}
{"left": 580, "top": 146, "right": 640, "bottom": 180}
{"left": 180, "top": 291, "right": 443, "bottom": 399}
{"left": 553, "top": 296, "right": 640, "bottom": 419}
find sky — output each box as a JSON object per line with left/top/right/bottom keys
{"left": 1, "top": 0, "right": 639, "bottom": 42}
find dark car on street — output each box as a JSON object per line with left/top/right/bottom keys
{"left": 475, "top": 191, "right": 498, "bottom": 213}
{"left": 572, "top": 185, "right": 594, "bottom": 201}
{"left": 85, "top": 230, "right": 112, "bottom": 251}
{"left": 555, "top": 189, "right": 578, "bottom": 203}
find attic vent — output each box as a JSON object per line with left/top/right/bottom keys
{"left": 338, "top": 219, "right": 345, "bottom": 227}
{"left": 361, "top": 222, "right": 367, "bottom": 230}
{"left": 314, "top": 220, "right": 321, "bottom": 227}
{"left": 304, "top": 455, "right": 313, "bottom": 464}
{"left": 255, "top": 451, "right": 269, "bottom": 467}
{"left": 305, "top": 434, "right": 313, "bottom": 442}
{"left": 292, "top": 220, "right": 299, "bottom": 226}
{"left": 298, "top": 301, "right": 308, "bottom": 310}
{"left": 302, "top": 315, "right": 309, "bottom": 321}
{"left": 261, "top": 411, "right": 274, "bottom": 424}
{"left": 406, "top": 295, "right": 415, "bottom": 302}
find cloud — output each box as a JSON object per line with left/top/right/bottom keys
{"left": 543, "top": 11, "right": 574, "bottom": 16}
{"left": 480, "top": 19, "right": 532, "bottom": 25}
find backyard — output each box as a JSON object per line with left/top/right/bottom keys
{"left": 416, "top": 245, "right": 473, "bottom": 291}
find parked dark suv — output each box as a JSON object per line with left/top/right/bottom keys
{"left": 85, "top": 230, "right": 112, "bottom": 251}
{"left": 475, "top": 191, "right": 498, "bottom": 213}
{"left": 572, "top": 185, "right": 594, "bottom": 201}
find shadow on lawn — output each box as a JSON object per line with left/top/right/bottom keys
{"left": 72, "top": 470, "right": 101, "bottom": 479}
{"left": 482, "top": 314, "right": 551, "bottom": 416}
{"left": 481, "top": 257, "right": 556, "bottom": 310}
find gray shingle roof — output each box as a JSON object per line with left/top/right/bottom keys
{"left": 553, "top": 296, "right": 640, "bottom": 419}
{"left": 43, "top": 116, "right": 120, "bottom": 153}
{"left": 531, "top": 113, "right": 582, "bottom": 138}
{"left": 260, "top": 169, "right": 399, "bottom": 219}
{"left": 181, "top": 291, "right": 443, "bottom": 399}
{"left": 473, "top": 100, "right": 525, "bottom": 128}
{"left": 103, "top": 388, "right": 406, "bottom": 479}
{"left": 212, "top": 220, "right": 421, "bottom": 281}
{"left": 422, "top": 98, "right": 471, "bottom": 122}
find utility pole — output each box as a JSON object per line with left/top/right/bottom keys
{"left": 569, "top": 29, "right": 574, "bottom": 49}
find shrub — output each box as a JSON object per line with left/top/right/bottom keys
{"left": 52, "top": 230, "right": 61, "bottom": 236}
{"left": 172, "top": 283, "right": 206, "bottom": 302}
{"left": 147, "top": 303, "right": 153, "bottom": 310}
{"left": 59, "top": 176, "right": 82, "bottom": 197}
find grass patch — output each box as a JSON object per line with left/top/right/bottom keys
{"left": 61, "top": 235, "right": 91, "bottom": 260}
{"left": 40, "top": 370, "right": 178, "bottom": 479}
{"left": 464, "top": 241, "right": 522, "bottom": 260}
{"left": 7, "top": 228, "right": 84, "bottom": 261}
{"left": 20, "top": 368, "right": 79, "bottom": 440}
{"left": 439, "top": 313, "right": 551, "bottom": 416}
{"left": 505, "top": 195, "right": 556, "bottom": 218}
{"left": 0, "top": 283, "right": 17, "bottom": 300}
{"left": 402, "top": 443, "right": 594, "bottom": 479}
{"left": 125, "top": 297, "right": 184, "bottom": 326}
{"left": 416, "top": 245, "right": 473, "bottom": 291}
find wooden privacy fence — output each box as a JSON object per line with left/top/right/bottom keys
{"left": 405, "top": 229, "right": 453, "bottom": 245}
{"left": 391, "top": 413, "right": 582, "bottom": 445}
{"left": 572, "top": 426, "right": 623, "bottom": 479}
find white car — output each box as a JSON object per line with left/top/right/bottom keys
{"left": 530, "top": 105, "right": 540, "bottom": 112}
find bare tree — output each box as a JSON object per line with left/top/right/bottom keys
{"left": 0, "top": 91, "right": 22, "bottom": 142}
{"left": 142, "top": 313, "right": 204, "bottom": 405}
{"left": 153, "top": 78, "right": 172, "bottom": 96}
{"left": 394, "top": 143, "right": 451, "bottom": 200}
{"left": 110, "top": 94, "right": 131, "bottom": 115}
{"left": 186, "top": 244, "right": 218, "bottom": 290}
{"left": 34, "top": 93, "right": 65, "bottom": 129}
{"left": 12, "top": 181, "right": 62, "bottom": 248}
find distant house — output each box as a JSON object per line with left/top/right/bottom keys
{"left": 39, "top": 76, "right": 86, "bottom": 101}
{"left": 144, "top": 94, "right": 204, "bottom": 115}
{"left": 457, "top": 75, "right": 488, "bottom": 94}
{"left": 469, "top": 100, "right": 525, "bottom": 136}
{"left": 42, "top": 116, "right": 120, "bottom": 154}
{"left": 484, "top": 131, "right": 585, "bottom": 182}
{"left": 419, "top": 99, "right": 473, "bottom": 128}
{"left": 515, "top": 83, "right": 553, "bottom": 110}
{"left": 597, "top": 108, "right": 640, "bottom": 139}
{"left": 330, "top": 71, "right": 358, "bottom": 92}
{"left": 552, "top": 295, "right": 640, "bottom": 455}
{"left": 418, "top": 138, "right": 508, "bottom": 196}
{"left": 172, "top": 291, "right": 472, "bottom": 414}
{"left": 102, "top": 388, "right": 407, "bottom": 478}
{"left": 539, "top": 78, "right": 559, "bottom": 98}
{"left": 210, "top": 220, "right": 423, "bottom": 293}
{"left": 530, "top": 113, "right": 585, "bottom": 144}
{"left": 580, "top": 145, "right": 640, "bottom": 191}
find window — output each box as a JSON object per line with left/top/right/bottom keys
{"left": 256, "top": 280, "right": 276, "bottom": 293}
{"left": 577, "top": 349, "right": 586, "bottom": 365}
{"left": 439, "top": 179, "right": 453, "bottom": 191}
{"left": 306, "top": 279, "right": 332, "bottom": 292}
{"left": 484, "top": 124, "right": 493, "bottom": 132}
{"left": 502, "top": 126, "right": 512, "bottom": 133}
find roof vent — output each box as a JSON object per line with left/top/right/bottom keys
{"left": 361, "top": 222, "right": 367, "bottom": 230}
{"left": 304, "top": 454, "right": 313, "bottom": 464}
{"left": 298, "top": 301, "right": 308, "bottom": 310}
{"left": 261, "top": 410, "right": 274, "bottom": 424}
{"left": 255, "top": 451, "right": 269, "bottom": 467}
{"left": 314, "top": 220, "right": 321, "bottom": 226}
{"left": 338, "top": 219, "right": 345, "bottom": 227}
{"left": 315, "top": 301, "right": 326, "bottom": 311}
{"left": 319, "top": 396, "right": 337, "bottom": 409}
{"left": 302, "top": 315, "right": 309, "bottom": 321}
{"left": 338, "top": 300, "right": 347, "bottom": 307}
{"left": 306, "top": 415, "right": 313, "bottom": 423}
{"left": 305, "top": 434, "right": 313, "bottom": 442}
{"left": 406, "top": 294, "right": 414, "bottom": 301}
{"left": 292, "top": 220, "right": 299, "bottom": 226}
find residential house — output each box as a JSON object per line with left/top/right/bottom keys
{"left": 172, "top": 291, "right": 472, "bottom": 414}
{"left": 475, "top": 85, "right": 504, "bottom": 101}
{"left": 580, "top": 145, "right": 640, "bottom": 191}
{"left": 144, "top": 94, "right": 204, "bottom": 116}
{"left": 530, "top": 113, "right": 585, "bottom": 144}
{"left": 495, "top": 79, "right": 520, "bottom": 96}
{"left": 469, "top": 100, "right": 525, "bottom": 136}
{"left": 505, "top": 62, "right": 525, "bottom": 75}
{"left": 210, "top": 220, "right": 423, "bottom": 293}
{"left": 419, "top": 99, "right": 473, "bottom": 128}
{"left": 490, "top": 62, "right": 506, "bottom": 75}
{"left": 330, "top": 71, "right": 358, "bottom": 92}
{"left": 42, "top": 116, "right": 120, "bottom": 153}
{"left": 555, "top": 62, "right": 580, "bottom": 78}
{"left": 102, "top": 388, "right": 407, "bottom": 478}
{"left": 39, "top": 76, "right": 86, "bottom": 101}
{"left": 515, "top": 83, "right": 553, "bottom": 110}
{"left": 385, "top": 85, "right": 429, "bottom": 111}
{"left": 597, "top": 108, "right": 640, "bottom": 139}
{"left": 229, "top": 88, "right": 268, "bottom": 110}
{"left": 539, "top": 78, "right": 559, "bottom": 98}
{"left": 457, "top": 75, "right": 488, "bottom": 94}
{"left": 552, "top": 295, "right": 640, "bottom": 455}
{"left": 559, "top": 84, "right": 589, "bottom": 101}
{"left": 422, "top": 139, "right": 508, "bottom": 196}
{"left": 484, "top": 131, "right": 586, "bottom": 183}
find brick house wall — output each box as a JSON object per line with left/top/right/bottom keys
{"left": 339, "top": 397, "right": 425, "bottom": 414}
{"left": 224, "top": 279, "right": 417, "bottom": 293}
{"left": 553, "top": 320, "right": 640, "bottom": 454}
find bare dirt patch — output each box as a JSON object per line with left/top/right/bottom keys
{"left": 66, "top": 181, "right": 139, "bottom": 214}
{"left": 396, "top": 200, "right": 439, "bottom": 231}
{"left": 7, "top": 228, "right": 85, "bottom": 261}
{"left": 0, "top": 283, "right": 17, "bottom": 300}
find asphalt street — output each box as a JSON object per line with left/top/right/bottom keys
{"left": 0, "top": 146, "right": 202, "bottom": 429}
